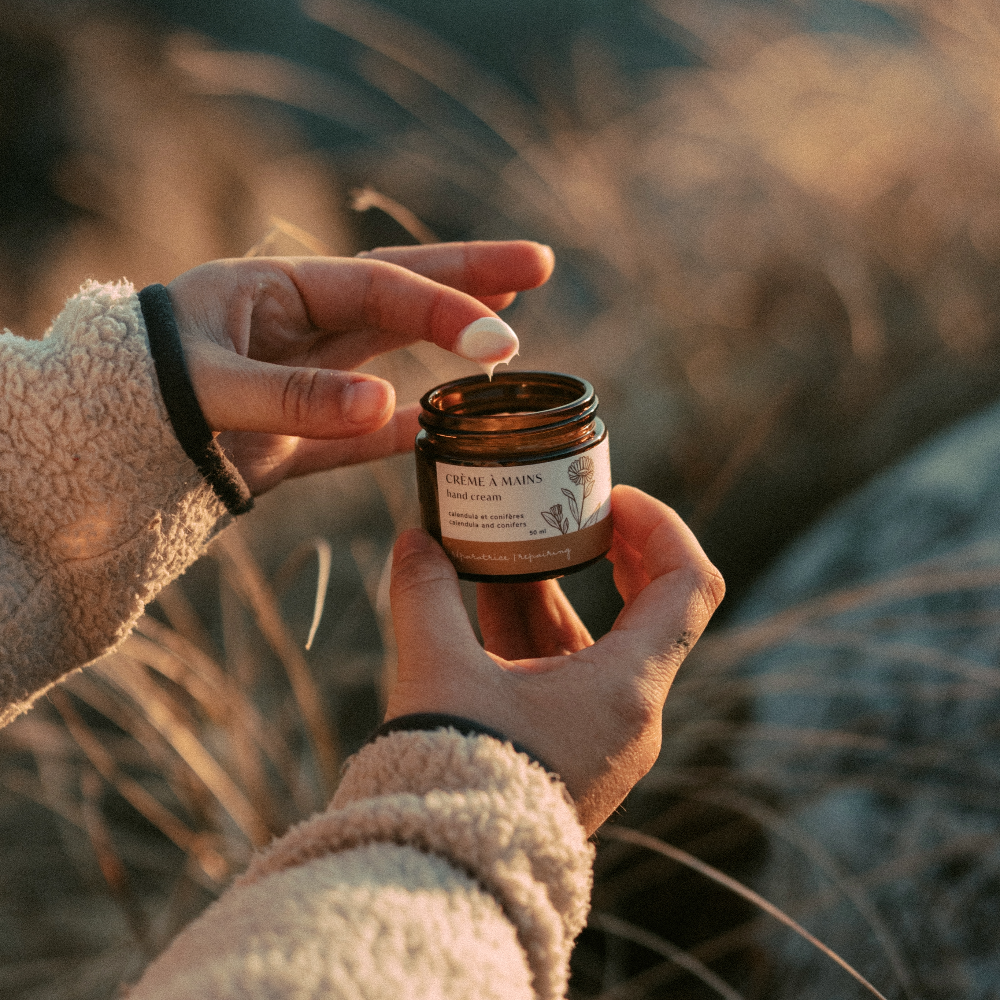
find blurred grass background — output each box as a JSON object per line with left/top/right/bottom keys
{"left": 2, "top": 0, "right": 1000, "bottom": 997}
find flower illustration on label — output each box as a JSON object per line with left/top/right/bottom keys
{"left": 567, "top": 456, "right": 595, "bottom": 490}
{"left": 541, "top": 503, "right": 571, "bottom": 535}
{"left": 541, "top": 455, "right": 601, "bottom": 534}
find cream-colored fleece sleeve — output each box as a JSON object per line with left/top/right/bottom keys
{"left": 128, "top": 728, "right": 595, "bottom": 1000}
{"left": 0, "top": 281, "right": 231, "bottom": 726}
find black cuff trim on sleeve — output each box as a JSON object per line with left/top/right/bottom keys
{"left": 370, "top": 713, "right": 557, "bottom": 776}
{"left": 138, "top": 284, "right": 254, "bottom": 516}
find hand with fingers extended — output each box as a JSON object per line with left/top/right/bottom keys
{"left": 386, "top": 484, "right": 725, "bottom": 836}
{"left": 164, "top": 240, "right": 554, "bottom": 494}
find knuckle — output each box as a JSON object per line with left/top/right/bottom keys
{"left": 390, "top": 547, "right": 453, "bottom": 598}
{"left": 427, "top": 287, "right": 450, "bottom": 340}
{"left": 280, "top": 368, "right": 323, "bottom": 428}
{"left": 359, "top": 260, "right": 393, "bottom": 328}
{"left": 609, "top": 674, "right": 663, "bottom": 741}
{"left": 693, "top": 562, "right": 726, "bottom": 613}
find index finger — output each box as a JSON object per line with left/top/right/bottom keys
{"left": 280, "top": 257, "right": 522, "bottom": 370}
{"left": 356, "top": 241, "right": 555, "bottom": 298}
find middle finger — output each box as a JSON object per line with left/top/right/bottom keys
{"left": 477, "top": 579, "right": 593, "bottom": 661}
{"left": 264, "top": 257, "right": 518, "bottom": 371}
{"left": 357, "top": 241, "right": 555, "bottom": 299}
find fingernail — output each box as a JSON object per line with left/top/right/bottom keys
{"left": 344, "top": 379, "right": 391, "bottom": 424}
{"left": 455, "top": 317, "right": 520, "bottom": 366}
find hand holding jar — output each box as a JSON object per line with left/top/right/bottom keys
{"left": 386, "top": 484, "right": 726, "bottom": 836}
{"left": 164, "top": 240, "right": 552, "bottom": 494}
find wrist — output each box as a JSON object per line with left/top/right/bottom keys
{"left": 371, "top": 712, "right": 557, "bottom": 775}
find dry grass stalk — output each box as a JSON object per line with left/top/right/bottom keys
{"left": 211, "top": 528, "right": 341, "bottom": 798}
{"left": 599, "top": 827, "right": 891, "bottom": 1000}
{"left": 589, "top": 911, "right": 746, "bottom": 1000}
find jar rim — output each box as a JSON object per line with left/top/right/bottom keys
{"left": 418, "top": 371, "right": 596, "bottom": 433}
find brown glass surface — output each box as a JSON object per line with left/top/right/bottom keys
{"left": 415, "top": 371, "right": 611, "bottom": 582}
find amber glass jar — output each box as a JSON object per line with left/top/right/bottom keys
{"left": 415, "top": 371, "right": 612, "bottom": 582}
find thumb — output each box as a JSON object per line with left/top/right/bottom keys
{"left": 185, "top": 342, "right": 396, "bottom": 437}
{"left": 386, "top": 529, "right": 485, "bottom": 719}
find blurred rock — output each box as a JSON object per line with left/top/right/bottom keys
{"left": 730, "top": 398, "right": 1000, "bottom": 999}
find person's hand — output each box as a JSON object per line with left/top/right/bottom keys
{"left": 385, "top": 484, "right": 725, "bottom": 835}
{"left": 165, "top": 241, "right": 554, "bottom": 494}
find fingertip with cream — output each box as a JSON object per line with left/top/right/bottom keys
{"left": 455, "top": 317, "right": 520, "bottom": 379}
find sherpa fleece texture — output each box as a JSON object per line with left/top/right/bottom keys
{"left": 130, "top": 728, "right": 594, "bottom": 1000}
{"left": 0, "top": 286, "right": 595, "bottom": 998}
{"left": 0, "top": 281, "right": 231, "bottom": 726}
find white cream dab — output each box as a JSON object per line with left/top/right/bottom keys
{"left": 455, "top": 317, "right": 519, "bottom": 379}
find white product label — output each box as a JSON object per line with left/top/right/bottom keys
{"left": 434, "top": 437, "right": 612, "bottom": 576}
